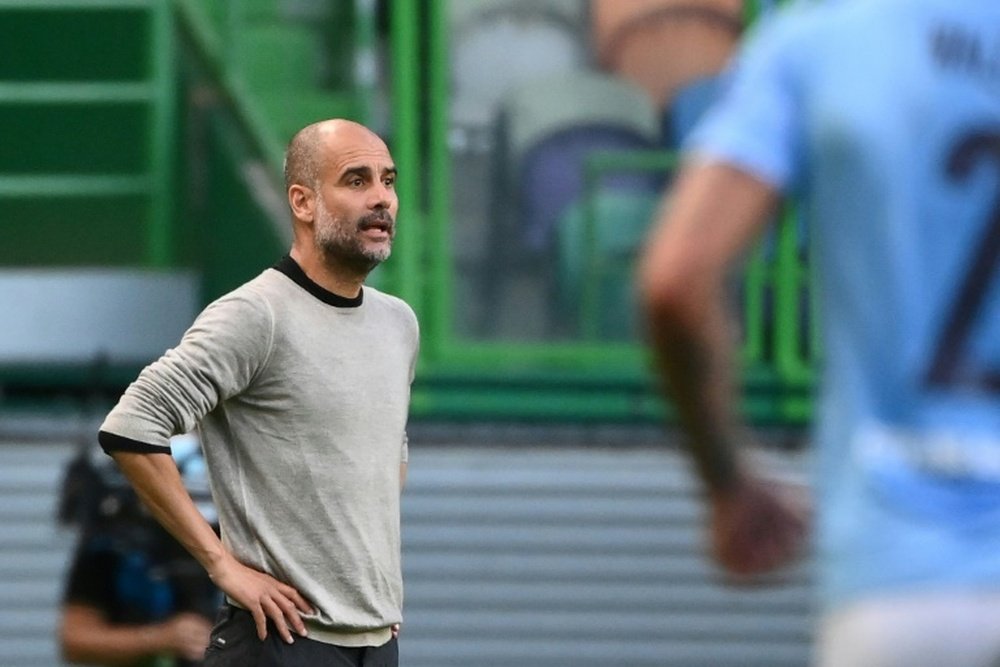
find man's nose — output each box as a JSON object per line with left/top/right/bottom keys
{"left": 369, "top": 182, "right": 393, "bottom": 209}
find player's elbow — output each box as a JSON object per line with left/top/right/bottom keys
{"left": 58, "top": 624, "right": 85, "bottom": 664}
{"left": 637, "top": 251, "right": 703, "bottom": 329}
{"left": 58, "top": 604, "right": 108, "bottom": 665}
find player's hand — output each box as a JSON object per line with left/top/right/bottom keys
{"left": 208, "top": 553, "right": 314, "bottom": 643}
{"left": 391, "top": 623, "right": 400, "bottom": 639}
{"left": 708, "top": 475, "right": 809, "bottom": 578}
{"left": 162, "top": 612, "right": 213, "bottom": 661}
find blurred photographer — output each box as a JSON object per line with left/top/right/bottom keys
{"left": 57, "top": 433, "right": 220, "bottom": 667}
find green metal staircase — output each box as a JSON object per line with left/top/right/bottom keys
{"left": 175, "top": 0, "right": 376, "bottom": 177}
{"left": 0, "top": 0, "right": 177, "bottom": 267}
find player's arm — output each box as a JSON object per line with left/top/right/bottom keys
{"left": 59, "top": 542, "right": 212, "bottom": 664}
{"left": 639, "top": 161, "right": 778, "bottom": 491}
{"left": 60, "top": 604, "right": 210, "bottom": 665}
{"left": 638, "top": 160, "right": 806, "bottom": 575}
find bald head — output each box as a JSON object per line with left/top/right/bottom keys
{"left": 283, "top": 119, "right": 388, "bottom": 191}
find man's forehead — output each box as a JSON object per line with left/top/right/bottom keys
{"left": 323, "top": 134, "right": 393, "bottom": 173}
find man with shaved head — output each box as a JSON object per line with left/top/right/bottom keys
{"left": 97, "top": 119, "right": 417, "bottom": 666}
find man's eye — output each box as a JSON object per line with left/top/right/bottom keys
{"left": 350, "top": 178, "right": 364, "bottom": 187}
{"left": 384, "top": 177, "right": 396, "bottom": 188}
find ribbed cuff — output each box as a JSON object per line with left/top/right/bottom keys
{"left": 98, "top": 430, "right": 171, "bottom": 455}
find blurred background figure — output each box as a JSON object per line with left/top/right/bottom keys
{"left": 56, "top": 433, "right": 220, "bottom": 667}
{"left": 0, "top": 1, "right": 826, "bottom": 665}
{"left": 639, "top": 0, "right": 1000, "bottom": 666}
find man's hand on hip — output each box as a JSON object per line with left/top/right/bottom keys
{"left": 208, "top": 554, "right": 314, "bottom": 644}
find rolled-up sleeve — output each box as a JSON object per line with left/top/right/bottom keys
{"left": 100, "top": 290, "right": 275, "bottom": 453}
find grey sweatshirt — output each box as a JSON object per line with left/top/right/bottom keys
{"left": 99, "top": 258, "right": 419, "bottom": 647}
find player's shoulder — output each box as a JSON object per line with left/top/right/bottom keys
{"left": 752, "top": 0, "right": 888, "bottom": 47}
{"left": 742, "top": 0, "right": 909, "bottom": 76}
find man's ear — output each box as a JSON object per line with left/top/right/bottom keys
{"left": 288, "top": 184, "right": 315, "bottom": 222}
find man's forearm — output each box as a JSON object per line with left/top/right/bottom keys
{"left": 110, "top": 450, "right": 228, "bottom": 571}
{"left": 657, "top": 331, "right": 740, "bottom": 490}
{"left": 638, "top": 163, "right": 778, "bottom": 496}
{"left": 644, "top": 286, "right": 745, "bottom": 495}
{"left": 61, "top": 605, "right": 174, "bottom": 665}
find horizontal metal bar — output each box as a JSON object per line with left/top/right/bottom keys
{"left": 585, "top": 149, "right": 679, "bottom": 175}
{"left": 0, "top": 82, "right": 153, "bottom": 104}
{"left": 0, "top": 174, "right": 151, "bottom": 198}
{"left": 0, "top": 0, "right": 152, "bottom": 9}
{"left": 409, "top": 383, "right": 812, "bottom": 424}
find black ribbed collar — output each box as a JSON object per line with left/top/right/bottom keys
{"left": 272, "top": 255, "right": 364, "bottom": 308}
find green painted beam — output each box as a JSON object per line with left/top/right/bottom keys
{"left": 424, "top": 0, "right": 453, "bottom": 357}
{"left": 410, "top": 381, "right": 812, "bottom": 424}
{"left": 0, "top": 0, "right": 151, "bottom": 8}
{"left": 388, "top": 0, "right": 422, "bottom": 309}
{"left": 145, "top": 0, "right": 176, "bottom": 267}
{"left": 0, "top": 174, "right": 150, "bottom": 198}
{"left": 0, "top": 82, "right": 153, "bottom": 103}
{"left": 0, "top": 0, "right": 152, "bottom": 11}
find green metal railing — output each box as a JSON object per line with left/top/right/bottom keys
{"left": 0, "top": 0, "right": 176, "bottom": 267}
{"left": 580, "top": 150, "right": 817, "bottom": 394}
{"left": 577, "top": 150, "right": 677, "bottom": 341}
{"left": 386, "top": 0, "right": 423, "bottom": 312}
{"left": 398, "top": 0, "right": 815, "bottom": 422}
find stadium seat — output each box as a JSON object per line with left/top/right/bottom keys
{"left": 497, "top": 71, "right": 662, "bottom": 253}
{"left": 557, "top": 189, "right": 663, "bottom": 339}
{"left": 479, "top": 71, "right": 664, "bottom": 337}
{"left": 449, "top": 0, "right": 589, "bottom": 129}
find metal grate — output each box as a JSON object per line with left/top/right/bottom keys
{"left": 0, "top": 435, "right": 815, "bottom": 667}
{"left": 400, "top": 444, "right": 815, "bottom": 667}
{"left": 0, "top": 441, "right": 77, "bottom": 667}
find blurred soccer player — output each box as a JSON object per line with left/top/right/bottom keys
{"left": 638, "top": 1, "right": 1000, "bottom": 665}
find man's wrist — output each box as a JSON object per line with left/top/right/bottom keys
{"left": 195, "top": 540, "right": 230, "bottom": 573}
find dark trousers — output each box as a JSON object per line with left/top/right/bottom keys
{"left": 202, "top": 605, "right": 398, "bottom": 667}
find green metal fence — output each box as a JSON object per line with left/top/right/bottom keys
{"left": 391, "top": 0, "right": 815, "bottom": 423}
{"left": 0, "top": 0, "right": 176, "bottom": 267}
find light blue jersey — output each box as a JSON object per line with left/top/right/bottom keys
{"left": 691, "top": 0, "right": 1000, "bottom": 609}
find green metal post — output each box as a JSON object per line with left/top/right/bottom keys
{"left": 773, "top": 204, "right": 812, "bottom": 384}
{"left": 147, "top": 0, "right": 176, "bottom": 267}
{"left": 425, "top": 0, "right": 454, "bottom": 356}
{"left": 389, "top": 0, "right": 422, "bottom": 310}
{"left": 581, "top": 162, "right": 600, "bottom": 340}
{"left": 740, "top": 245, "right": 767, "bottom": 365}
{"left": 353, "top": 0, "right": 377, "bottom": 124}
{"left": 579, "top": 150, "right": 677, "bottom": 340}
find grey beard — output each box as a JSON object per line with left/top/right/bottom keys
{"left": 314, "top": 204, "right": 394, "bottom": 275}
{"left": 317, "top": 231, "right": 391, "bottom": 275}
